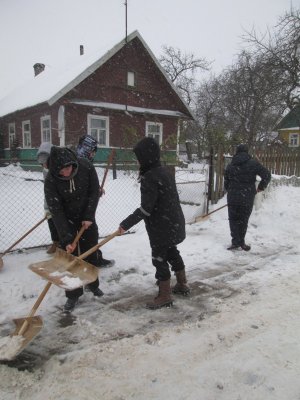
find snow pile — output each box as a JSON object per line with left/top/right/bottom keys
{"left": 0, "top": 336, "right": 24, "bottom": 361}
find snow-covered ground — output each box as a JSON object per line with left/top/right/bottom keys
{"left": 0, "top": 180, "right": 300, "bottom": 400}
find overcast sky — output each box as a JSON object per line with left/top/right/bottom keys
{"left": 0, "top": 0, "right": 296, "bottom": 97}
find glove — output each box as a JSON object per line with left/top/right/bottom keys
{"left": 99, "top": 187, "right": 106, "bottom": 197}
{"left": 45, "top": 210, "right": 52, "bottom": 219}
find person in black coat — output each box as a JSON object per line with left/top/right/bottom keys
{"left": 44, "top": 146, "right": 103, "bottom": 312}
{"left": 76, "top": 134, "right": 114, "bottom": 268}
{"left": 224, "top": 144, "right": 271, "bottom": 251}
{"left": 118, "top": 137, "right": 190, "bottom": 309}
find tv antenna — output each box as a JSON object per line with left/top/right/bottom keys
{"left": 125, "top": 0, "right": 128, "bottom": 43}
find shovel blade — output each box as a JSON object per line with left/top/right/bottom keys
{"left": 13, "top": 316, "right": 43, "bottom": 349}
{"left": 0, "top": 316, "right": 43, "bottom": 361}
{"left": 29, "top": 248, "right": 98, "bottom": 290}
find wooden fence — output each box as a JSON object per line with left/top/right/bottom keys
{"left": 208, "top": 145, "right": 300, "bottom": 204}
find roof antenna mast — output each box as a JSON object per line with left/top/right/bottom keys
{"left": 125, "top": 0, "right": 128, "bottom": 43}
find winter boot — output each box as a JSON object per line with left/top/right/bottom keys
{"left": 172, "top": 269, "right": 190, "bottom": 295}
{"left": 47, "top": 241, "right": 59, "bottom": 254}
{"left": 241, "top": 243, "right": 251, "bottom": 251}
{"left": 63, "top": 297, "right": 78, "bottom": 312}
{"left": 227, "top": 244, "right": 240, "bottom": 251}
{"left": 91, "top": 288, "right": 104, "bottom": 297}
{"left": 97, "top": 258, "right": 115, "bottom": 268}
{"left": 146, "top": 279, "right": 173, "bottom": 310}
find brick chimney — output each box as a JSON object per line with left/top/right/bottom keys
{"left": 80, "top": 45, "right": 84, "bottom": 55}
{"left": 33, "top": 63, "right": 45, "bottom": 76}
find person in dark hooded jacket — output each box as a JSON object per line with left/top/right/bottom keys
{"left": 76, "top": 134, "right": 115, "bottom": 269}
{"left": 118, "top": 137, "right": 190, "bottom": 309}
{"left": 224, "top": 144, "right": 271, "bottom": 251}
{"left": 44, "top": 146, "right": 104, "bottom": 312}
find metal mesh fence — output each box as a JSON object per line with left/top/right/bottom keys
{"left": 0, "top": 163, "right": 208, "bottom": 253}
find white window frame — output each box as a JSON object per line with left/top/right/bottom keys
{"left": 127, "top": 71, "right": 135, "bottom": 87}
{"left": 289, "top": 132, "right": 299, "bottom": 147}
{"left": 8, "top": 123, "right": 16, "bottom": 149}
{"left": 87, "top": 114, "right": 109, "bottom": 147}
{"left": 146, "top": 121, "right": 163, "bottom": 145}
{"left": 22, "top": 120, "right": 31, "bottom": 148}
{"left": 40, "top": 115, "right": 51, "bottom": 143}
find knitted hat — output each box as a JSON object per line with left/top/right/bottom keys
{"left": 77, "top": 135, "right": 98, "bottom": 160}
{"left": 37, "top": 142, "right": 52, "bottom": 164}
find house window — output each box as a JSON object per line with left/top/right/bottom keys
{"left": 289, "top": 133, "right": 299, "bottom": 147}
{"left": 41, "top": 116, "right": 51, "bottom": 143}
{"left": 87, "top": 114, "right": 109, "bottom": 146}
{"left": 146, "top": 122, "right": 163, "bottom": 144}
{"left": 22, "top": 120, "right": 31, "bottom": 148}
{"left": 127, "top": 71, "right": 135, "bottom": 87}
{"left": 8, "top": 123, "right": 16, "bottom": 148}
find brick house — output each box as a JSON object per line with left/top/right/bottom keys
{"left": 276, "top": 105, "right": 300, "bottom": 148}
{"left": 0, "top": 30, "right": 194, "bottom": 166}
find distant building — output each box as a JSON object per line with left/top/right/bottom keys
{"left": 0, "top": 31, "right": 194, "bottom": 166}
{"left": 276, "top": 105, "right": 300, "bottom": 148}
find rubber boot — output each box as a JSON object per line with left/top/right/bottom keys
{"left": 146, "top": 279, "right": 173, "bottom": 309}
{"left": 47, "top": 241, "right": 59, "bottom": 254}
{"left": 172, "top": 269, "right": 190, "bottom": 295}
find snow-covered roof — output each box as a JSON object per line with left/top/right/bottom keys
{"left": 0, "top": 30, "right": 194, "bottom": 119}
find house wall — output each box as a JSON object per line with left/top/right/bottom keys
{"left": 278, "top": 129, "right": 300, "bottom": 147}
{"left": 0, "top": 103, "right": 60, "bottom": 151}
{"left": 63, "top": 37, "right": 187, "bottom": 115}
{"left": 64, "top": 103, "right": 179, "bottom": 147}
{"left": 0, "top": 36, "right": 188, "bottom": 166}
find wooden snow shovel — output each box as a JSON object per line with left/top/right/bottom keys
{"left": 194, "top": 204, "right": 228, "bottom": 223}
{"left": 0, "top": 229, "right": 120, "bottom": 360}
{"left": 0, "top": 216, "right": 47, "bottom": 270}
{"left": 0, "top": 226, "right": 85, "bottom": 360}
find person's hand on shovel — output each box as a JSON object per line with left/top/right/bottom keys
{"left": 118, "top": 226, "right": 126, "bottom": 235}
{"left": 66, "top": 243, "right": 77, "bottom": 254}
{"left": 65, "top": 222, "right": 90, "bottom": 253}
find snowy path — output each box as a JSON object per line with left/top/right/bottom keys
{"left": 0, "top": 184, "right": 300, "bottom": 399}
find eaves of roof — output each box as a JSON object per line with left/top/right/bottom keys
{"left": 70, "top": 100, "right": 189, "bottom": 118}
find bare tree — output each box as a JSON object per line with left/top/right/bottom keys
{"left": 243, "top": 8, "right": 300, "bottom": 109}
{"left": 159, "top": 46, "right": 210, "bottom": 105}
{"left": 189, "top": 49, "right": 287, "bottom": 152}
{"left": 218, "top": 51, "right": 286, "bottom": 146}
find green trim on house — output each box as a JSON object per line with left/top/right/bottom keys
{"left": 2, "top": 147, "right": 178, "bottom": 170}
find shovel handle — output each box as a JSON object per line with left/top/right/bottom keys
{"left": 64, "top": 230, "right": 120, "bottom": 272}
{"left": 195, "top": 204, "right": 228, "bottom": 222}
{"left": 71, "top": 226, "right": 86, "bottom": 249}
{"left": 100, "top": 148, "right": 115, "bottom": 190}
{"left": 2, "top": 216, "right": 47, "bottom": 257}
{"left": 206, "top": 203, "right": 228, "bottom": 216}
{"left": 78, "top": 230, "right": 120, "bottom": 261}
{"left": 16, "top": 281, "right": 52, "bottom": 336}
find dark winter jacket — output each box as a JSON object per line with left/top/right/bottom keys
{"left": 120, "top": 137, "right": 186, "bottom": 248}
{"left": 224, "top": 148, "right": 271, "bottom": 206}
{"left": 44, "top": 146, "right": 99, "bottom": 247}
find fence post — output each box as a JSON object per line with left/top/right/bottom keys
{"left": 207, "top": 147, "right": 215, "bottom": 212}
